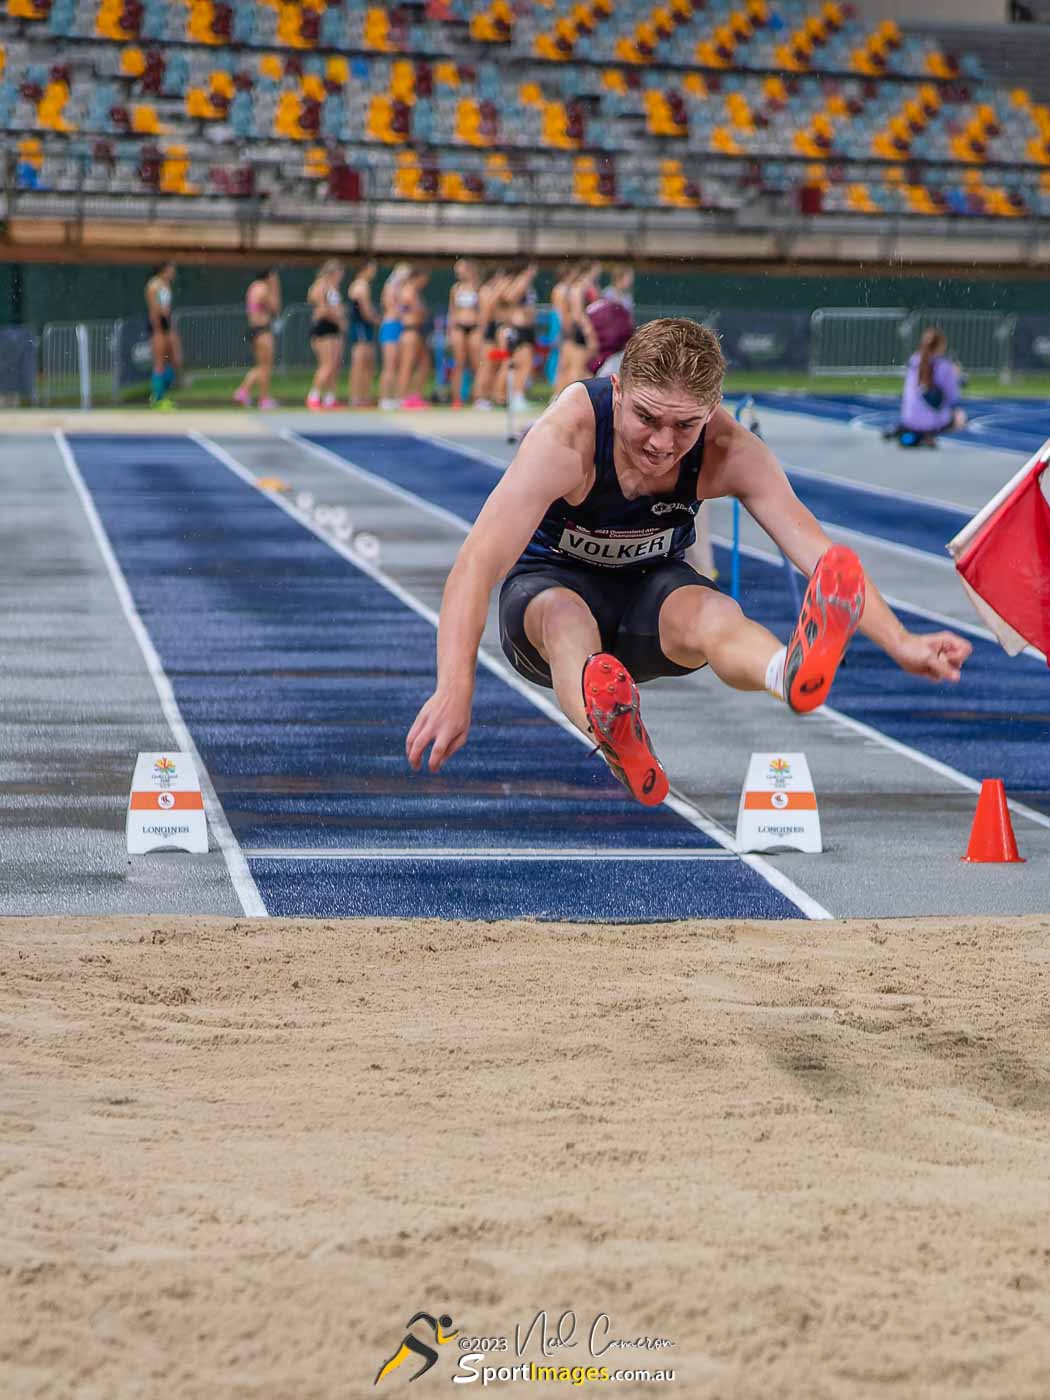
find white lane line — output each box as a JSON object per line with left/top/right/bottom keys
{"left": 243, "top": 847, "right": 739, "bottom": 862}
{"left": 199, "top": 430, "right": 832, "bottom": 921}
{"left": 281, "top": 428, "right": 470, "bottom": 535}
{"left": 779, "top": 458, "right": 976, "bottom": 515}
{"left": 749, "top": 397, "right": 1029, "bottom": 459}
{"left": 353, "top": 430, "right": 1050, "bottom": 834}
{"left": 54, "top": 430, "right": 268, "bottom": 917}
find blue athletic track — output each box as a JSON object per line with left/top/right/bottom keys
{"left": 304, "top": 433, "right": 1050, "bottom": 817}
{"left": 750, "top": 392, "right": 1050, "bottom": 456}
{"left": 67, "top": 434, "right": 802, "bottom": 922}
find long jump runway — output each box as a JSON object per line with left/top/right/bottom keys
{"left": 49, "top": 432, "right": 810, "bottom": 921}
{"left": 3, "top": 419, "right": 1048, "bottom": 920}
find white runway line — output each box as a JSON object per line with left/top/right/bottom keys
{"left": 54, "top": 430, "right": 268, "bottom": 917}
{"left": 198, "top": 430, "right": 832, "bottom": 921}
{"left": 243, "top": 847, "right": 740, "bottom": 862}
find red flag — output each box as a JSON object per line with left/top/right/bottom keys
{"left": 948, "top": 439, "right": 1050, "bottom": 664}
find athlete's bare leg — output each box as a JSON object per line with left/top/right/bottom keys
{"left": 523, "top": 587, "right": 601, "bottom": 735}
{"left": 658, "top": 586, "right": 779, "bottom": 690}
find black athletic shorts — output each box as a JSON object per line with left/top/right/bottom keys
{"left": 248, "top": 322, "right": 272, "bottom": 341}
{"left": 507, "top": 325, "right": 537, "bottom": 350}
{"left": 311, "top": 318, "right": 342, "bottom": 340}
{"left": 156, "top": 315, "right": 171, "bottom": 334}
{"left": 498, "top": 556, "right": 717, "bottom": 688}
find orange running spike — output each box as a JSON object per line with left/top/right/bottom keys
{"left": 582, "top": 653, "right": 669, "bottom": 807}
{"left": 785, "top": 544, "right": 866, "bottom": 713}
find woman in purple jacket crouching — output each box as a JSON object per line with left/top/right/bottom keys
{"left": 885, "top": 326, "right": 967, "bottom": 447}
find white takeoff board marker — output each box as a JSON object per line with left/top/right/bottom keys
{"left": 126, "top": 751, "right": 209, "bottom": 855}
{"left": 736, "top": 752, "right": 822, "bottom": 855}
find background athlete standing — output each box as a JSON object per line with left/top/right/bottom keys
{"left": 406, "top": 319, "right": 972, "bottom": 804}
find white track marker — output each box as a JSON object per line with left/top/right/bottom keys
{"left": 197, "top": 431, "right": 831, "bottom": 921}
{"left": 243, "top": 847, "right": 739, "bottom": 862}
{"left": 55, "top": 430, "right": 267, "bottom": 917}
{"left": 300, "top": 429, "right": 1050, "bottom": 833}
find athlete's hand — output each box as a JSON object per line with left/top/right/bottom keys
{"left": 406, "top": 688, "right": 473, "bottom": 773}
{"left": 894, "top": 630, "right": 972, "bottom": 683}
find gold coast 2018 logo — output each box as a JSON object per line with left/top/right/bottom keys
{"left": 374, "top": 1311, "right": 459, "bottom": 1385}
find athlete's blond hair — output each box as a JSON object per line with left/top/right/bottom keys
{"left": 619, "top": 317, "right": 725, "bottom": 407}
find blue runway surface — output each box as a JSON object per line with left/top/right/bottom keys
{"left": 305, "top": 432, "right": 1050, "bottom": 815}
{"left": 67, "top": 434, "right": 801, "bottom": 921}
{"left": 751, "top": 392, "right": 1049, "bottom": 456}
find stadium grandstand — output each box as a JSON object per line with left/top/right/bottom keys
{"left": 0, "top": 0, "right": 1047, "bottom": 260}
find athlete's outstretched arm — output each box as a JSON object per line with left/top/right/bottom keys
{"left": 721, "top": 418, "right": 971, "bottom": 683}
{"left": 406, "top": 397, "right": 591, "bottom": 772}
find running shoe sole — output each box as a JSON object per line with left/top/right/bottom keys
{"left": 582, "top": 653, "right": 669, "bottom": 807}
{"left": 785, "top": 545, "right": 866, "bottom": 713}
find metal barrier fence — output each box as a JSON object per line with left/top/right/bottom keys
{"left": 171, "top": 304, "right": 260, "bottom": 379}
{"left": 809, "top": 308, "right": 910, "bottom": 376}
{"left": 905, "top": 308, "right": 1015, "bottom": 380}
{"left": 35, "top": 303, "right": 1031, "bottom": 405}
{"left": 811, "top": 306, "right": 1016, "bottom": 381}
{"left": 40, "top": 319, "right": 121, "bottom": 406}
{"left": 277, "top": 303, "right": 319, "bottom": 370}
{"left": 40, "top": 322, "right": 82, "bottom": 406}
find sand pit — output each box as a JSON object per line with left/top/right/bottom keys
{"left": 2, "top": 914, "right": 1050, "bottom": 1399}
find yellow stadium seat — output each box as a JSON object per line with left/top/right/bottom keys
{"left": 434, "top": 61, "right": 461, "bottom": 87}
{"left": 364, "top": 6, "right": 394, "bottom": 51}
{"left": 211, "top": 70, "right": 235, "bottom": 100}
{"left": 301, "top": 73, "right": 326, "bottom": 102}
{"left": 327, "top": 56, "right": 349, "bottom": 86}
{"left": 160, "top": 148, "right": 196, "bottom": 195}
{"left": 455, "top": 97, "right": 483, "bottom": 144}
{"left": 846, "top": 183, "right": 876, "bottom": 214}
{"left": 390, "top": 59, "right": 415, "bottom": 103}
{"left": 305, "top": 146, "right": 329, "bottom": 179}
{"left": 121, "top": 47, "right": 147, "bottom": 78}
{"left": 38, "top": 79, "right": 75, "bottom": 132}
{"left": 131, "top": 104, "right": 166, "bottom": 135}
{"left": 259, "top": 54, "right": 283, "bottom": 82}
{"left": 710, "top": 126, "right": 742, "bottom": 155}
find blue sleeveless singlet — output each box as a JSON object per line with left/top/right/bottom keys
{"left": 522, "top": 378, "right": 705, "bottom": 570}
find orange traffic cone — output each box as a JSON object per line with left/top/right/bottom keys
{"left": 961, "top": 779, "right": 1025, "bottom": 863}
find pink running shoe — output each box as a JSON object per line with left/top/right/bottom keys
{"left": 306, "top": 392, "right": 322, "bottom": 411}
{"left": 258, "top": 396, "right": 278, "bottom": 410}
{"left": 233, "top": 386, "right": 252, "bottom": 406}
{"left": 401, "top": 395, "right": 427, "bottom": 410}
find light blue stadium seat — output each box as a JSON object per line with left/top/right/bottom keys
{"left": 46, "top": 0, "right": 75, "bottom": 36}
{"left": 321, "top": 95, "right": 344, "bottom": 138}
{"left": 413, "top": 97, "right": 434, "bottom": 143}
{"left": 230, "top": 90, "right": 254, "bottom": 140}
{"left": 320, "top": 8, "right": 343, "bottom": 45}
{"left": 163, "top": 52, "right": 189, "bottom": 97}
{"left": 233, "top": 5, "right": 256, "bottom": 42}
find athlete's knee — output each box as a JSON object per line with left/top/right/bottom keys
{"left": 660, "top": 587, "right": 742, "bottom": 656}
{"left": 523, "top": 587, "right": 597, "bottom": 656}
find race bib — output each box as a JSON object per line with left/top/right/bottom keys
{"left": 557, "top": 526, "right": 676, "bottom": 566}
